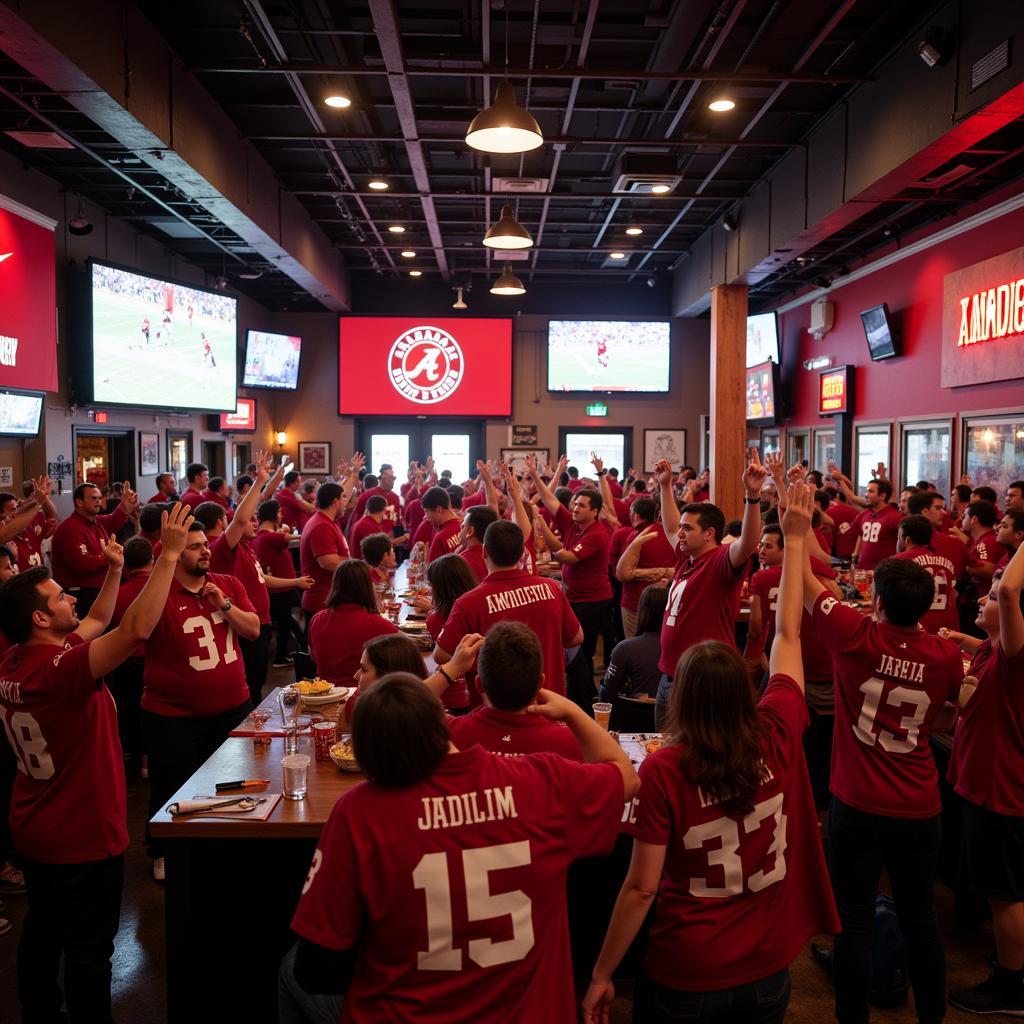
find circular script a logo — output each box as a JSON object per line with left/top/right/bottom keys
{"left": 388, "top": 326, "right": 464, "bottom": 404}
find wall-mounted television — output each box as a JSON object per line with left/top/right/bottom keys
{"left": 860, "top": 303, "right": 900, "bottom": 361}
{"left": 207, "top": 397, "right": 256, "bottom": 433}
{"left": 0, "top": 388, "right": 43, "bottom": 437}
{"left": 338, "top": 317, "right": 512, "bottom": 416}
{"left": 547, "top": 320, "right": 670, "bottom": 393}
{"left": 73, "top": 260, "right": 237, "bottom": 413}
{"left": 746, "top": 361, "right": 779, "bottom": 426}
{"left": 746, "top": 312, "right": 779, "bottom": 367}
{"left": 242, "top": 330, "right": 302, "bottom": 390}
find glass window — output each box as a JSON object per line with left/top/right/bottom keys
{"left": 855, "top": 425, "right": 891, "bottom": 493}
{"left": 901, "top": 422, "right": 951, "bottom": 492}
{"left": 370, "top": 434, "right": 410, "bottom": 479}
{"left": 430, "top": 434, "right": 470, "bottom": 485}
{"left": 964, "top": 416, "right": 1024, "bottom": 498}
{"left": 167, "top": 433, "right": 191, "bottom": 491}
{"left": 760, "top": 430, "right": 781, "bottom": 457}
{"left": 787, "top": 430, "right": 809, "bottom": 469}
{"left": 813, "top": 429, "right": 836, "bottom": 475}
{"left": 564, "top": 433, "right": 626, "bottom": 476}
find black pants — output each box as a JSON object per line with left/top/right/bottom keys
{"left": 829, "top": 798, "right": 945, "bottom": 1024}
{"left": 108, "top": 656, "right": 144, "bottom": 767}
{"left": 18, "top": 853, "right": 124, "bottom": 1024}
{"left": 0, "top": 734, "right": 15, "bottom": 864}
{"left": 270, "top": 591, "right": 302, "bottom": 662}
{"left": 633, "top": 967, "right": 791, "bottom": 1024}
{"left": 803, "top": 708, "right": 834, "bottom": 812}
{"left": 240, "top": 624, "right": 274, "bottom": 707}
{"left": 571, "top": 598, "right": 612, "bottom": 677}
{"left": 142, "top": 700, "right": 251, "bottom": 858}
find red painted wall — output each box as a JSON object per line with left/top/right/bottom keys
{"left": 780, "top": 206, "right": 1024, "bottom": 425}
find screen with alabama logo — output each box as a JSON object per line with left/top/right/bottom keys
{"left": 338, "top": 317, "right": 512, "bottom": 416}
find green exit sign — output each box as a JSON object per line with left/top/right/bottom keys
{"left": 586, "top": 402, "right": 608, "bottom": 417}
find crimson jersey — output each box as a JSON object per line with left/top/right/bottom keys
{"left": 437, "top": 569, "right": 581, "bottom": 695}
{"left": 458, "top": 544, "right": 488, "bottom": 583}
{"left": 209, "top": 534, "right": 271, "bottom": 624}
{"left": 354, "top": 487, "right": 402, "bottom": 530}
{"left": 893, "top": 546, "right": 959, "bottom": 633}
{"left": 111, "top": 570, "right": 149, "bottom": 658}
{"left": 828, "top": 501, "right": 860, "bottom": 558}
{"left": 461, "top": 488, "right": 488, "bottom": 509}
{"left": 428, "top": 519, "right": 463, "bottom": 563}
{"left": 275, "top": 487, "right": 310, "bottom": 533}
{"left": 179, "top": 488, "right": 205, "bottom": 511}
{"left": 609, "top": 525, "right": 634, "bottom": 572}
{"left": 142, "top": 573, "right": 255, "bottom": 717}
{"left": 448, "top": 707, "right": 584, "bottom": 761}
{"left": 350, "top": 515, "right": 389, "bottom": 562}
{"left": 300, "top": 511, "right": 349, "bottom": 613}
{"left": 811, "top": 592, "right": 962, "bottom": 817}
{"left": 14, "top": 508, "right": 57, "bottom": 571}
{"left": 50, "top": 508, "right": 128, "bottom": 589}
{"left": 949, "top": 642, "right": 1024, "bottom": 816}
{"left": 405, "top": 498, "right": 425, "bottom": 535}
{"left": 412, "top": 515, "right": 434, "bottom": 550}
{"left": 552, "top": 505, "right": 612, "bottom": 602}
{"left": 252, "top": 528, "right": 295, "bottom": 580}
{"left": 291, "top": 746, "right": 622, "bottom": 1024}
{"left": 308, "top": 604, "right": 398, "bottom": 687}
{"left": 619, "top": 524, "right": 676, "bottom": 612}
{"left": 659, "top": 544, "right": 744, "bottom": 676}
{"left": 853, "top": 504, "right": 903, "bottom": 569}
{"left": 969, "top": 529, "right": 1007, "bottom": 569}
{"left": 627, "top": 675, "right": 838, "bottom": 990}
{"left": 0, "top": 635, "right": 128, "bottom": 863}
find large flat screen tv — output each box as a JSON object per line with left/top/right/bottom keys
{"left": 746, "top": 312, "right": 779, "bottom": 367}
{"left": 76, "top": 261, "right": 237, "bottom": 412}
{"left": 0, "top": 389, "right": 43, "bottom": 436}
{"left": 547, "top": 320, "right": 670, "bottom": 393}
{"left": 860, "top": 303, "right": 900, "bottom": 361}
{"left": 243, "top": 330, "right": 301, "bottom": 390}
{"left": 746, "top": 361, "right": 779, "bottom": 426}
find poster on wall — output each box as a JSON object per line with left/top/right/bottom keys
{"left": 0, "top": 195, "right": 58, "bottom": 392}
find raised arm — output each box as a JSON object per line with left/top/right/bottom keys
{"left": 729, "top": 448, "right": 768, "bottom": 569}
{"left": 498, "top": 462, "right": 532, "bottom": 539}
{"left": 476, "top": 459, "right": 499, "bottom": 513}
{"left": 338, "top": 452, "right": 366, "bottom": 507}
{"left": 615, "top": 526, "right": 660, "bottom": 582}
{"left": 591, "top": 454, "right": 619, "bottom": 529}
{"left": 0, "top": 499, "right": 40, "bottom": 543}
{"left": 654, "top": 460, "right": 680, "bottom": 548}
{"left": 525, "top": 453, "right": 564, "bottom": 518}
{"left": 773, "top": 483, "right": 815, "bottom": 689}
{"left": 76, "top": 538, "right": 125, "bottom": 640}
{"left": 226, "top": 450, "right": 283, "bottom": 548}
{"left": 829, "top": 462, "right": 867, "bottom": 508}
{"left": 998, "top": 539, "right": 1024, "bottom": 658}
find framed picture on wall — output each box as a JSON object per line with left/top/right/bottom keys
{"left": 499, "top": 448, "right": 550, "bottom": 477}
{"left": 139, "top": 431, "right": 159, "bottom": 476}
{"left": 298, "top": 441, "right": 331, "bottom": 475}
{"left": 643, "top": 429, "right": 686, "bottom": 472}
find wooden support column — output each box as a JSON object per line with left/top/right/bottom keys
{"left": 709, "top": 283, "right": 748, "bottom": 518}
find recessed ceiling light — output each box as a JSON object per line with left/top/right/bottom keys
{"left": 367, "top": 179, "right": 389, "bottom": 191}
{"left": 409, "top": 270, "right": 422, "bottom": 277}
{"left": 400, "top": 250, "right": 416, "bottom": 258}
{"left": 708, "top": 98, "right": 736, "bottom": 112}
{"left": 388, "top": 225, "right": 405, "bottom": 234}
{"left": 324, "top": 95, "right": 351, "bottom": 109}
{"left": 650, "top": 184, "right": 671, "bottom": 194}
{"left": 625, "top": 227, "right": 643, "bottom": 236}
{"left": 609, "top": 252, "right": 626, "bottom": 260}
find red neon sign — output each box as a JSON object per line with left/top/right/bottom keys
{"left": 219, "top": 397, "right": 256, "bottom": 431}
{"left": 818, "top": 366, "right": 849, "bottom": 415}
{"left": 957, "top": 278, "right": 1024, "bottom": 347}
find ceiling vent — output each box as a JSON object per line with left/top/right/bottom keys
{"left": 492, "top": 177, "right": 549, "bottom": 193}
{"left": 145, "top": 218, "right": 207, "bottom": 239}
{"left": 612, "top": 153, "right": 682, "bottom": 194}
{"left": 4, "top": 130, "right": 74, "bottom": 150}
{"left": 911, "top": 163, "right": 974, "bottom": 189}
{"left": 971, "top": 39, "right": 1010, "bottom": 92}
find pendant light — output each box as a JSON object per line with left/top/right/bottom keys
{"left": 452, "top": 287, "right": 468, "bottom": 310}
{"left": 490, "top": 263, "right": 526, "bottom": 296}
{"left": 483, "top": 204, "right": 533, "bottom": 249}
{"left": 466, "top": 82, "right": 543, "bottom": 154}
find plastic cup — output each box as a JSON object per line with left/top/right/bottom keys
{"left": 281, "top": 754, "right": 310, "bottom": 800}
{"left": 593, "top": 702, "right": 612, "bottom": 731}
{"left": 312, "top": 721, "right": 337, "bottom": 762}
{"left": 283, "top": 724, "right": 300, "bottom": 756}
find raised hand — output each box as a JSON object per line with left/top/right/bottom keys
{"left": 476, "top": 459, "right": 493, "bottom": 485}
{"left": 874, "top": 462, "right": 888, "bottom": 480}
{"left": 590, "top": 451, "right": 604, "bottom": 474}
{"left": 742, "top": 448, "right": 768, "bottom": 495}
{"left": 351, "top": 452, "right": 366, "bottom": 475}
{"left": 159, "top": 502, "right": 194, "bottom": 559}
{"left": 554, "top": 454, "right": 568, "bottom": 479}
{"left": 499, "top": 462, "right": 521, "bottom": 500}
{"left": 32, "top": 475, "right": 53, "bottom": 500}
{"left": 100, "top": 536, "right": 124, "bottom": 570}
{"left": 447, "top": 633, "right": 485, "bottom": 678}
{"left": 523, "top": 453, "right": 538, "bottom": 477}
{"left": 782, "top": 483, "right": 814, "bottom": 538}
{"left": 253, "top": 449, "right": 274, "bottom": 486}
{"left": 765, "top": 451, "right": 786, "bottom": 483}
{"left": 785, "top": 462, "right": 804, "bottom": 484}
{"left": 654, "top": 459, "right": 674, "bottom": 488}
{"left": 119, "top": 481, "right": 139, "bottom": 515}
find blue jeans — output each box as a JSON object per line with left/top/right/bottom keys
{"left": 633, "top": 967, "right": 791, "bottom": 1023}
{"left": 655, "top": 672, "right": 673, "bottom": 731}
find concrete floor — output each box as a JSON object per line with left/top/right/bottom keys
{"left": 0, "top": 663, "right": 995, "bottom": 1022}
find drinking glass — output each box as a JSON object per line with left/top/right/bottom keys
{"left": 281, "top": 754, "right": 310, "bottom": 800}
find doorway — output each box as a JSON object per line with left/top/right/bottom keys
{"left": 354, "top": 419, "right": 486, "bottom": 483}
{"left": 167, "top": 430, "right": 193, "bottom": 491}
{"left": 557, "top": 426, "right": 634, "bottom": 478}
{"left": 72, "top": 427, "right": 137, "bottom": 489}
{"left": 201, "top": 439, "right": 226, "bottom": 479}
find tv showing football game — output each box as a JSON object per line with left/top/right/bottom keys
{"left": 82, "top": 261, "right": 237, "bottom": 412}
{"left": 746, "top": 361, "right": 779, "bottom": 426}
{"left": 0, "top": 389, "right": 43, "bottom": 437}
{"left": 547, "top": 320, "right": 670, "bottom": 393}
{"left": 860, "top": 303, "right": 900, "bottom": 361}
{"left": 746, "top": 312, "right": 779, "bottom": 367}
{"left": 243, "top": 330, "right": 302, "bottom": 390}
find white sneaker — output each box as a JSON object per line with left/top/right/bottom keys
{"left": 152, "top": 857, "right": 165, "bottom": 882}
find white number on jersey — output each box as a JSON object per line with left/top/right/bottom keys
{"left": 301, "top": 849, "right": 323, "bottom": 895}
{"left": 665, "top": 577, "right": 689, "bottom": 627}
{"left": 862, "top": 521, "right": 882, "bottom": 544}
{"left": 683, "top": 793, "right": 788, "bottom": 898}
{"left": 767, "top": 586, "right": 780, "bottom": 615}
{"left": 182, "top": 610, "right": 238, "bottom": 672}
{"left": 853, "top": 676, "right": 931, "bottom": 753}
{"left": 1, "top": 710, "right": 56, "bottom": 780}
{"left": 922, "top": 567, "right": 948, "bottom": 611}
{"left": 413, "top": 842, "right": 535, "bottom": 970}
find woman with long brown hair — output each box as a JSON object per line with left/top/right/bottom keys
{"left": 582, "top": 484, "right": 838, "bottom": 1024}
{"left": 421, "top": 553, "right": 476, "bottom": 711}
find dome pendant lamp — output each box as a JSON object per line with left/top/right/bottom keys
{"left": 490, "top": 263, "right": 526, "bottom": 296}
{"left": 483, "top": 204, "right": 533, "bottom": 249}
{"left": 466, "top": 82, "right": 543, "bottom": 154}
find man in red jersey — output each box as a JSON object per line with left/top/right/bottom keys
{"left": 200, "top": 476, "right": 233, "bottom": 519}
{"left": 422, "top": 486, "right": 462, "bottom": 563}
{"left": 948, "top": 545, "right": 1024, "bottom": 1015}
{"left": 823, "top": 487, "right": 860, "bottom": 560}
{"left": 275, "top": 471, "right": 316, "bottom": 533}
{"left": 353, "top": 466, "right": 402, "bottom": 531}
{"left": 613, "top": 497, "right": 675, "bottom": 638}
{"left": 851, "top": 478, "right": 903, "bottom": 570}
{"left": 907, "top": 489, "right": 970, "bottom": 573}
{"left": 654, "top": 452, "right": 766, "bottom": 726}
{"left": 0, "top": 504, "right": 192, "bottom": 1021}
{"left": 141, "top": 519, "right": 262, "bottom": 879}
{"left": 1006, "top": 480, "right": 1024, "bottom": 515}
{"left": 0, "top": 476, "right": 57, "bottom": 572}
{"left": 253, "top": 498, "right": 305, "bottom": 666}
{"left": 178, "top": 463, "right": 209, "bottom": 510}
{"left": 147, "top": 472, "right": 177, "bottom": 504}
{"left": 895, "top": 515, "right": 960, "bottom": 634}
{"left": 350, "top": 495, "right": 395, "bottom": 562}
{"left": 456, "top": 504, "right": 498, "bottom": 584}
{"left": 959, "top": 499, "right": 1007, "bottom": 582}
{"left": 300, "top": 458, "right": 364, "bottom": 620}
{"left": 289, "top": 672, "right": 637, "bottom": 1024}
{"left": 995, "top": 510, "right": 1024, "bottom": 571}
{"left": 805, "top": 554, "right": 963, "bottom": 1024}
{"left": 435, "top": 520, "right": 582, "bottom": 696}
{"left": 50, "top": 481, "right": 138, "bottom": 614}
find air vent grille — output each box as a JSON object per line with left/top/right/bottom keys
{"left": 971, "top": 39, "right": 1010, "bottom": 92}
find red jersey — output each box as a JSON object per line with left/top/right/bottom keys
{"left": 252, "top": 528, "right": 295, "bottom": 580}
{"left": 828, "top": 501, "right": 860, "bottom": 558}
{"left": 894, "top": 546, "right": 959, "bottom": 633}
{"left": 458, "top": 544, "right": 487, "bottom": 584}
{"left": 354, "top": 487, "right": 402, "bottom": 530}
{"left": 200, "top": 489, "right": 233, "bottom": 520}
{"left": 111, "top": 570, "right": 149, "bottom": 658}
{"left": 627, "top": 675, "right": 838, "bottom": 990}
{"left": 291, "top": 746, "right": 622, "bottom": 1024}
{"left": 428, "top": 518, "right": 463, "bottom": 563}
{"left": 142, "top": 573, "right": 255, "bottom": 717}
{"left": 351, "top": 515, "right": 388, "bottom": 561}
{"left": 461, "top": 488, "right": 487, "bottom": 509}
{"left": 300, "top": 511, "right": 349, "bottom": 613}
{"left": 659, "top": 544, "right": 744, "bottom": 675}
{"left": 970, "top": 529, "right": 1007, "bottom": 568}
{"left": 811, "top": 592, "right": 962, "bottom": 817}
{"left": 609, "top": 525, "right": 634, "bottom": 572}
{"left": 931, "top": 531, "right": 971, "bottom": 581}
{"left": 179, "top": 488, "right": 205, "bottom": 511}
{"left": 209, "top": 534, "right": 271, "bottom": 624}
{"left": 854, "top": 504, "right": 903, "bottom": 570}
{"left": 50, "top": 508, "right": 128, "bottom": 590}
{"left": 308, "top": 605, "right": 399, "bottom": 687}
{"left": 14, "top": 508, "right": 57, "bottom": 571}
{"left": 619, "top": 524, "right": 676, "bottom": 613}
{"left": 449, "top": 707, "right": 583, "bottom": 761}
{"left": 412, "top": 515, "right": 433, "bottom": 550}
{"left": 553, "top": 505, "right": 612, "bottom": 602}
{"left": 949, "top": 642, "right": 1024, "bottom": 817}
{"left": 275, "top": 487, "right": 310, "bottom": 533}
{"left": 405, "top": 498, "right": 425, "bottom": 535}
{"left": 437, "top": 569, "right": 581, "bottom": 695}
{"left": 748, "top": 557, "right": 836, "bottom": 682}
{"left": 0, "top": 634, "right": 128, "bottom": 863}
